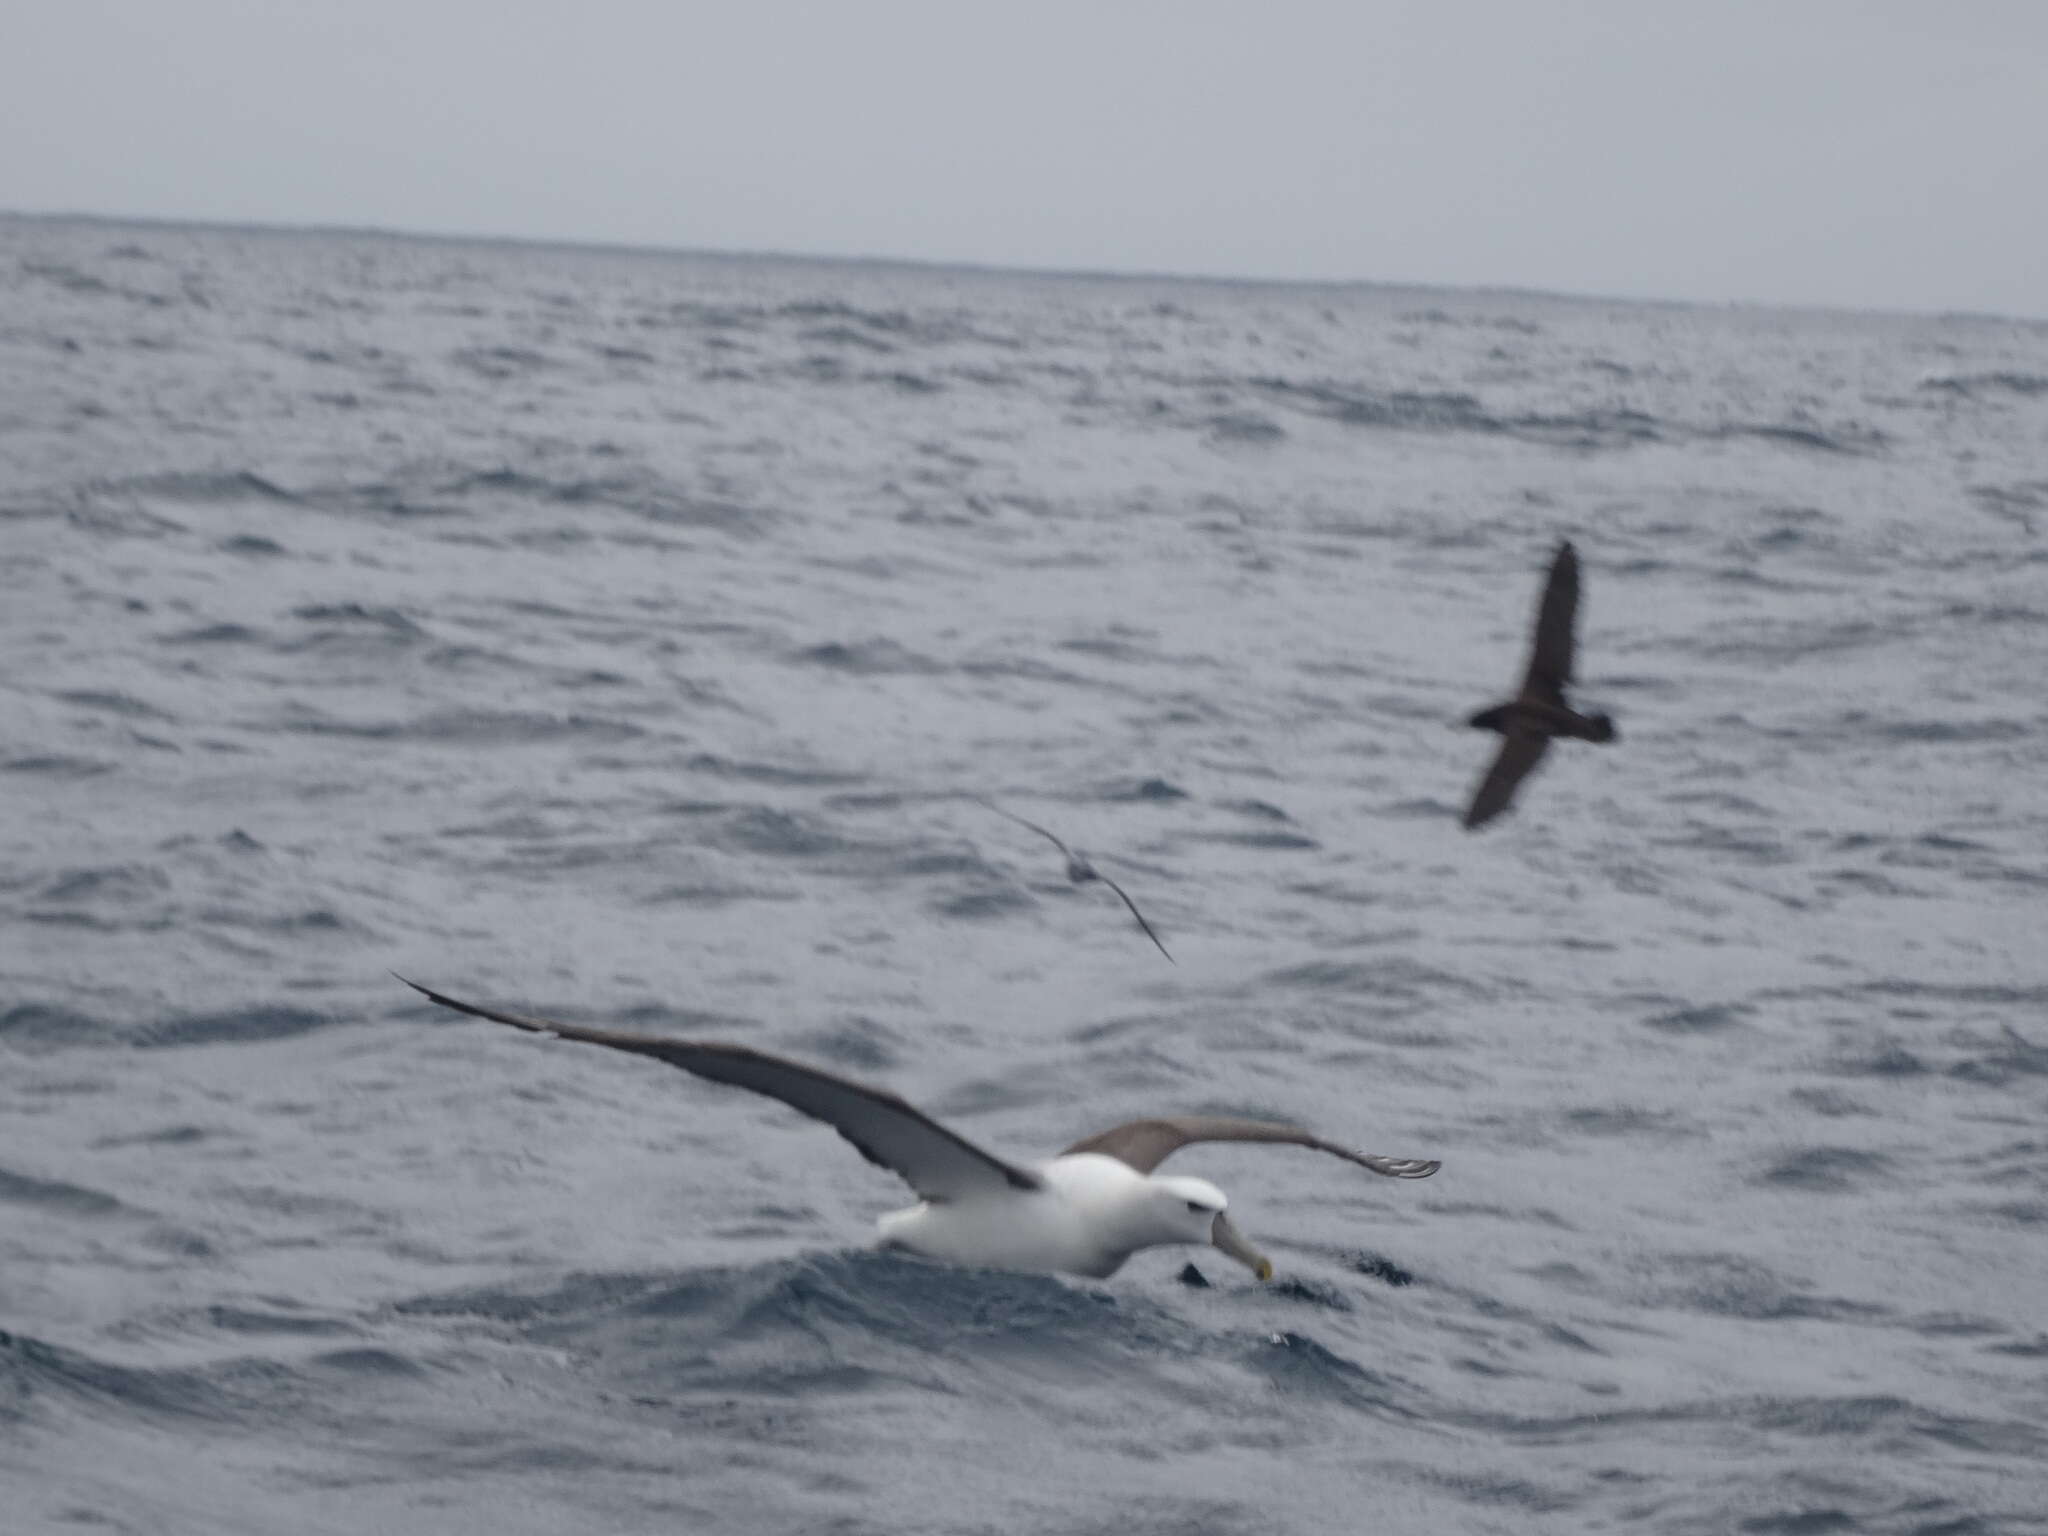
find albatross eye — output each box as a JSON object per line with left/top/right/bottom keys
{"left": 1186, "top": 1200, "right": 1206, "bottom": 1213}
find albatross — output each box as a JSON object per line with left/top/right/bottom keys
{"left": 977, "top": 800, "right": 1175, "bottom": 963}
{"left": 397, "top": 976, "right": 1438, "bottom": 1281}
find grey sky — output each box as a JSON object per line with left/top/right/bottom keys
{"left": 7, "top": 1, "right": 2047, "bottom": 316}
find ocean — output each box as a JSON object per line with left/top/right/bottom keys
{"left": 3, "top": 213, "right": 2045, "bottom": 1534}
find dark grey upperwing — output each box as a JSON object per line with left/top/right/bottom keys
{"left": 1521, "top": 539, "right": 1580, "bottom": 700}
{"left": 976, "top": 799, "right": 1075, "bottom": 861}
{"left": 1061, "top": 1115, "right": 1439, "bottom": 1179}
{"left": 397, "top": 977, "right": 1041, "bottom": 1200}
{"left": 1099, "top": 876, "right": 1174, "bottom": 964}
{"left": 1462, "top": 731, "right": 1550, "bottom": 830}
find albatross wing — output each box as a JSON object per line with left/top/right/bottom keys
{"left": 1099, "top": 876, "right": 1174, "bottom": 963}
{"left": 1061, "top": 1115, "right": 1438, "bottom": 1179}
{"left": 397, "top": 977, "right": 1041, "bottom": 1201}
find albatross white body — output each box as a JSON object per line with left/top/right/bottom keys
{"left": 875, "top": 1154, "right": 1239, "bottom": 1279}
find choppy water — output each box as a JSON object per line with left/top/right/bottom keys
{"left": 4, "top": 213, "right": 2047, "bottom": 1534}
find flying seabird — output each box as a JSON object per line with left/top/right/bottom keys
{"left": 1461, "top": 539, "right": 1617, "bottom": 830}
{"left": 978, "top": 800, "right": 1174, "bottom": 962}
{"left": 396, "top": 976, "right": 1438, "bottom": 1281}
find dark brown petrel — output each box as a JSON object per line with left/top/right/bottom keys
{"left": 978, "top": 800, "right": 1174, "bottom": 962}
{"left": 1461, "top": 539, "right": 1616, "bottom": 830}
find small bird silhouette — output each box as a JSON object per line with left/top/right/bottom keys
{"left": 1462, "top": 539, "right": 1616, "bottom": 830}
{"left": 977, "top": 800, "right": 1174, "bottom": 962}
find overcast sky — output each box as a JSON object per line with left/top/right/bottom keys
{"left": 7, "top": 1, "right": 2047, "bottom": 316}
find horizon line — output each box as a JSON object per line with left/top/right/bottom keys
{"left": 4, "top": 205, "right": 2039, "bottom": 329}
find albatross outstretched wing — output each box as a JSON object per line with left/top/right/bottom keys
{"left": 1097, "top": 875, "right": 1174, "bottom": 963}
{"left": 397, "top": 977, "right": 1041, "bottom": 1200}
{"left": 1062, "top": 1115, "right": 1439, "bottom": 1179}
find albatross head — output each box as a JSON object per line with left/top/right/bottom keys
{"left": 1148, "top": 1175, "right": 1275, "bottom": 1281}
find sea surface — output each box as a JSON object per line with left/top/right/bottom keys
{"left": 3, "top": 213, "right": 2046, "bottom": 1535}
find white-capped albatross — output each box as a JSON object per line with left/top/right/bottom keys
{"left": 396, "top": 976, "right": 1439, "bottom": 1281}
{"left": 977, "top": 799, "right": 1175, "bottom": 963}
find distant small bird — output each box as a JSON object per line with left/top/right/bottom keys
{"left": 1462, "top": 539, "right": 1616, "bottom": 830}
{"left": 978, "top": 800, "right": 1175, "bottom": 962}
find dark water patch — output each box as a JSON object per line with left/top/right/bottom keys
{"left": 1967, "top": 478, "right": 2048, "bottom": 532}
{"left": 92, "top": 1124, "right": 212, "bottom": 1149}
{"left": 1983, "top": 1335, "right": 2048, "bottom": 1357}
{"left": 1920, "top": 370, "right": 2048, "bottom": 399}
{"left": 1353, "top": 1253, "right": 1415, "bottom": 1286}
{"left": 1218, "top": 797, "right": 1291, "bottom": 822}
{"left": 0, "top": 1166, "right": 126, "bottom": 1217}
{"left": 955, "top": 654, "right": 1103, "bottom": 689}
{"left": 1249, "top": 376, "right": 1496, "bottom": 434}
{"left": 712, "top": 807, "right": 850, "bottom": 860}
{"left": 1902, "top": 1312, "right": 2006, "bottom": 1339}
{"left": 52, "top": 689, "right": 174, "bottom": 721}
{"left": 196, "top": 905, "right": 354, "bottom": 938}
{"left": 308, "top": 1347, "right": 429, "bottom": 1379}
{"left": 1948, "top": 1026, "right": 2048, "bottom": 1086}
{"left": 932, "top": 885, "right": 1038, "bottom": 920}
{"left": 1830, "top": 1042, "right": 1929, "bottom": 1078}
{"left": 36, "top": 865, "right": 170, "bottom": 905}
{"left": 1203, "top": 411, "right": 1286, "bottom": 444}
{"left": 1710, "top": 420, "right": 1888, "bottom": 456}
{"left": 1865, "top": 716, "right": 2029, "bottom": 745}
{"left": 112, "top": 470, "right": 297, "bottom": 505}
{"left": 206, "top": 1305, "right": 360, "bottom": 1339}
{"left": 801, "top": 323, "right": 896, "bottom": 353}
{"left": 1103, "top": 777, "right": 1188, "bottom": 803}
{"left": 531, "top": 996, "right": 763, "bottom": 1045}
{"left": 1857, "top": 978, "right": 2048, "bottom": 1009}
{"left": 0, "top": 1328, "right": 284, "bottom": 1429}
{"left": 1692, "top": 617, "right": 1893, "bottom": 664}
{"left": 682, "top": 753, "right": 865, "bottom": 789}
{"left": 1264, "top": 1277, "right": 1353, "bottom": 1311}
{"left": 1186, "top": 828, "right": 1319, "bottom": 851}
{"left": 449, "top": 344, "right": 555, "bottom": 379}
{"left": 1790, "top": 1087, "right": 1876, "bottom": 1118}
{"left": 1641, "top": 1254, "right": 1888, "bottom": 1323}
{"left": 1461, "top": 1390, "right": 2039, "bottom": 1458}
{"left": 792, "top": 639, "right": 944, "bottom": 676}
{"left": 0, "top": 1002, "right": 106, "bottom": 1046}
{"left": 642, "top": 881, "right": 795, "bottom": 908}
{"left": 1242, "top": 1330, "right": 1407, "bottom": 1415}
{"left": 1740, "top": 1512, "right": 1858, "bottom": 1535}
{"left": 163, "top": 621, "right": 265, "bottom": 645}
{"left": 1563, "top": 1105, "right": 1689, "bottom": 1138}
{"left": 284, "top": 602, "right": 426, "bottom": 651}
{"left": 1501, "top": 406, "right": 1664, "bottom": 450}
{"left": 785, "top": 1020, "right": 902, "bottom": 1074}
{"left": 217, "top": 534, "right": 286, "bottom": 557}
{"left": 1255, "top": 956, "right": 1480, "bottom": 1002}
{"left": 864, "top": 369, "right": 942, "bottom": 395}
{"left": 139, "top": 1005, "right": 329, "bottom": 1048}
{"left": 1644, "top": 1002, "right": 1749, "bottom": 1034}
{"left": 492, "top": 1253, "right": 1205, "bottom": 1398}
{"left": 1656, "top": 825, "right": 1793, "bottom": 866}
{"left": 392, "top": 1268, "right": 673, "bottom": 1326}
{"left": 1758, "top": 1146, "right": 1893, "bottom": 1193}
{"left": 265, "top": 706, "right": 644, "bottom": 746}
